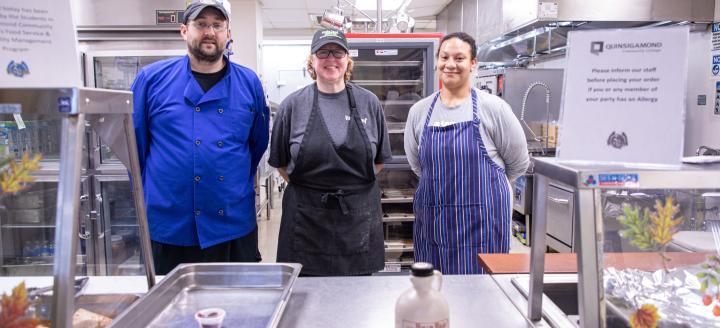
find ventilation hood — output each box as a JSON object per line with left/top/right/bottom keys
{"left": 477, "top": 0, "right": 714, "bottom": 67}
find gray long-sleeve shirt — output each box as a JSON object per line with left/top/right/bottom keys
{"left": 269, "top": 83, "right": 393, "bottom": 174}
{"left": 404, "top": 88, "right": 530, "bottom": 184}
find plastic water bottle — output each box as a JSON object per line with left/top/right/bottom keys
{"left": 395, "top": 262, "right": 449, "bottom": 328}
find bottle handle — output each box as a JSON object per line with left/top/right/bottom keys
{"left": 432, "top": 270, "right": 443, "bottom": 291}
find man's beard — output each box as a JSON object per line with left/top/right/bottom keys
{"left": 189, "top": 38, "right": 224, "bottom": 63}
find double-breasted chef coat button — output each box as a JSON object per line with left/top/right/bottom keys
{"left": 195, "top": 139, "right": 201, "bottom": 145}
{"left": 217, "top": 108, "right": 224, "bottom": 114}
{"left": 194, "top": 176, "right": 201, "bottom": 182}
{"left": 195, "top": 107, "right": 201, "bottom": 112}
{"left": 218, "top": 209, "right": 224, "bottom": 216}
{"left": 195, "top": 210, "right": 201, "bottom": 216}
{"left": 217, "top": 141, "right": 224, "bottom": 147}
{"left": 218, "top": 176, "right": 224, "bottom": 181}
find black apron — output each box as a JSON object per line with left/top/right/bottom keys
{"left": 276, "top": 83, "right": 384, "bottom": 276}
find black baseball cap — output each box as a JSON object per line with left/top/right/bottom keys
{"left": 311, "top": 28, "right": 349, "bottom": 54}
{"left": 184, "top": 0, "right": 231, "bottom": 24}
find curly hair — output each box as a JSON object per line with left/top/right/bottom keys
{"left": 438, "top": 32, "right": 477, "bottom": 60}
{"left": 306, "top": 54, "right": 354, "bottom": 82}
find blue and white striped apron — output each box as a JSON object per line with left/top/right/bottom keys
{"left": 413, "top": 89, "right": 512, "bottom": 274}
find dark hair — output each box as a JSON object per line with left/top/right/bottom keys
{"left": 437, "top": 32, "right": 477, "bottom": 60}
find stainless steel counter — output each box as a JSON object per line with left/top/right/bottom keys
{"left": 0, "top": 275, "right": 546, "bottom": 327}
{"left": 278, "top": 275, "right": 536, "bottom": 328}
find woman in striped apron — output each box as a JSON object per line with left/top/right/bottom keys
{"left": 404, "top": 32, "right": 530, "bottom": 274}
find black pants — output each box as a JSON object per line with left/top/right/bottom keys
{"left": 151, "top": 228, "right": 262, "bottom": 275}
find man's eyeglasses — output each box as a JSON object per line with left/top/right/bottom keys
{"left": 192, "top": 21, "right": 228, "bottom": 33}
{"left": 315, "top": 49, "right": 347, "bottom": 59}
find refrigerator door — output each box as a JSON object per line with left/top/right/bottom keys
{"left": 84, "top": 50, "right": 185, "bottom": 91}
{"left": 347, "top": 37, "right": 437, "bottom": 163}
{"left": 0, "top": 178, "right": 90, "bottom": 276}
{"left": 92, "top": 176, "right": 145, "bottom": 276}
{"left": 83, "top": 50, "right": 184, "bottom": 167}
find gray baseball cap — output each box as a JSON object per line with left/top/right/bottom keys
{"left": 311, "top": 28, "right": 349, "bottom": 54}
{"left": 183, "top": 0, "right": 231, "bottom": 24}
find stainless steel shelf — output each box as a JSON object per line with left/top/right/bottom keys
{"left": 384, "top": 259, "right": 413, "bottom": 266}
{"left": 1, "top": 224, "right": 55, "bottom": 229}
{"left": 354, "top": 61, "right": 422, "bottom": 67}
{"left": 381, "top": 197, "right": 413, "bottom": 204}
{"left": 111, "top": 223, "right": 139, "bottom": 228}
{"left": 385, "top": 244, "right": 414, "bottom": 253}
{"left": 382, "top": 215, "right": 414, "bottom": 222}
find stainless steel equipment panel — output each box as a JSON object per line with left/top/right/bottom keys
{"left": 73, "top": 0, "right": 186, "bottom": 27}
{"left": 545, "top": 183, "right": 574, "bottom": 252}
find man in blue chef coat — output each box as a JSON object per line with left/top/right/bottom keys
{"left": 131, "top": 0, "right": 269, "bottom": 275}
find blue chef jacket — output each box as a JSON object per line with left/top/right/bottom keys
{"left": 131, "top": 55, "right": 269, "bottom": 248}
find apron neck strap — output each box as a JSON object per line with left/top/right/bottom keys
{"left": 423, "top": 92, "right": 441, "bottom": 128}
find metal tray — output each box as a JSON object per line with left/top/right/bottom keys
{"left": 109, "top": 263, "right": 301, "bottom": 328}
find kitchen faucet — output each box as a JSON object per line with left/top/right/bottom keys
{"left": 519, "top": 81, "right": 552, "bottom": 155}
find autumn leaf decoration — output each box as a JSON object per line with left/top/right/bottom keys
{"left": 630, "top": 304, "right": 660, "bottom": 328}
{"left": 696, "top": 255, "right": 720, "bottom": 317}
{"left": 649, "top": 197, "right": 684, "bottom": 246}
{"left": 0, "top": 153, "right": 42, "bottom": 194}
{"left": 0, "top": 281, "right": 42, "bottom": 328}
{"left": 617, "top": 196, "right": 684, "bottom": 272}
{"left": 617, "top": 204, "right": 654, "bottom": 250}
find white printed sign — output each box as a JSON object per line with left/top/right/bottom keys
{"left": 538, "top": 2, "right": 559, "bottom": 19}
{"left": 712, "top": 23, "right": 720, "bottom": 77}
{"left": 0, "top": 0, "right": 81, "bottom": 88}
{"left": 375, "top": 49, "right": 398, "bottom": 56}
{"left": 557, "top": 26, "right": 689, "bottom": 166}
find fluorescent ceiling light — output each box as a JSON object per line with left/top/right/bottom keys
{"left": 354, "top": 0, "right": 404, "bottom": 11}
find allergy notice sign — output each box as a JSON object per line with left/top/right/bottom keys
{"left": 557, "top": 26, "right": 688, "bottom": 166}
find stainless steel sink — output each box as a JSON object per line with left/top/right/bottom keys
{"left": 498, "top": 274, "right": 580, "bottom": 328}
{"left": 538, "top": 282, "right": 579, "bottom": 316}
{"left": 505, "top": 275, "right": 630, "bottom": 327}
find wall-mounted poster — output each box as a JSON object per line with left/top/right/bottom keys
{"left": 0, "top": 0, "right": 81, "bottom": 88}
{"left": 557, "top": 26, "right": 689, "bottom": 166}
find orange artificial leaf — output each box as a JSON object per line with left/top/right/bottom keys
{"left": 630, "top": 304, "right": 660, "bottom": 328}
{"left": 649, "top": 197, "right": 684, "bottom": 246}
{"left": 0, "top": 281, "right": 41, "bottom": 328}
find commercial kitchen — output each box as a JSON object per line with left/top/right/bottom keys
{"left": 0, "top": 0, "right": 719, "bottom": 327}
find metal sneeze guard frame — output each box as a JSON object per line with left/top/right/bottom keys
{"left": 0, "top": 87, "right": 155, "bottom": 328}
{"left": 527, "top": 157, "right": 720, "bottom": 327}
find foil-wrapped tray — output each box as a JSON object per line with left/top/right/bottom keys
{"left": 109, "top": 263, "right": 301, "bottom": 328}
{"left": 604, "top": 265, "right": 720, "bottom": 327}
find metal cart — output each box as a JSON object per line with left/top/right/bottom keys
{"left": 528, "top": 157, "right": 720, "bottom": 327}
{"left": 0, "top": 88, "right": 155, "bottom": 327}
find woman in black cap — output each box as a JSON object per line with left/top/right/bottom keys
{"left": 269, "top": 29, "right": 392, "bottom": 276}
